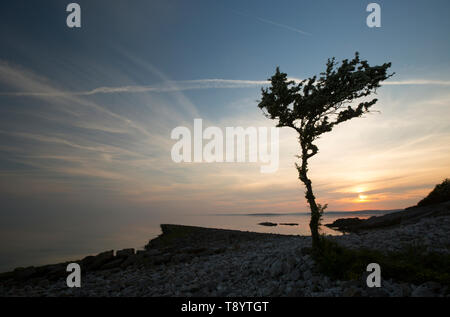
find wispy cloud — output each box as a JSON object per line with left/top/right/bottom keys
{"left": 2, "top": 77, "right": 450, "bottom": 97}
{"left": 0, "top": 60, "right": 199, "bottom": 200}
{"left": 0, "top": 79, "right": 269, "bottom": 97}
{"left": 1, "top": 59, "right": 449, "bottom": 212}
{"left": 234, "top": 10, "right": 312, "bottom": 36}
{"left": 383, "top": 79, "right": 450, "bottom": 86}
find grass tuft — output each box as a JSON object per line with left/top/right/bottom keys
{"left": 311, "top": 238, "right": 450, "bottom": 287}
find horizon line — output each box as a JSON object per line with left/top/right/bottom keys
{"left": 215, "top": 208, "right": 403, "bottom": 216}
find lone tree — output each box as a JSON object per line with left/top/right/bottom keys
{"left": 258, "top": 52, "right": 393, "bottom": 249}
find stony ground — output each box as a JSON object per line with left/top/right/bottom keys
{"left": 1, "top": 214, "right": 449, "bottom": 297}
{"left": 330, "top": 214, "right": 450, "bottom": 255}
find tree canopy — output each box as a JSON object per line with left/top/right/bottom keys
{"left": 259, "top": 52, "right": 393, "bottom": 157}
{"left": 258, "top": 52, "right": 394, "bottom": 249}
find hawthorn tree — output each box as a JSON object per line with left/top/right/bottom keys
{"left": 258, "top": 52, "right": 393, "bottom": 249}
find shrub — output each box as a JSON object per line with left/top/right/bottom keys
{"left": 417, "top": 178, "right": 450, "bottom": 207}
{"left": 311, "top": 238, "right": 450, "bottom": 287}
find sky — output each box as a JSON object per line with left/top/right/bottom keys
{"left": 0, "top": 0, "right": 449, "bottom": 269}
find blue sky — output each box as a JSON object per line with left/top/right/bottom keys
{"left": 0, "top": 0, "right": 449, "bottom": 270}
{"left": 2, "top": 1, "right": 450, "bottom": 85}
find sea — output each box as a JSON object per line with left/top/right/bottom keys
{"left": 0, "top": 209, "right": 398, "bottom": 272}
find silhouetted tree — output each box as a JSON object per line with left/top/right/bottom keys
{"left": 258, "top": 52, "right": 393, "bottom": 250}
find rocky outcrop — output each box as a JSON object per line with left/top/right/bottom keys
{"left": 81, "top": 250, "right": 114, "bottom": 271}
{"left": 325, "top": 218, "right": 364, "bottom": 231}
{"left": 326, "top": 200, "right": 450, "bottom": 232}
{"left": 258, "top": 222, "right": 277, "bottom": 227}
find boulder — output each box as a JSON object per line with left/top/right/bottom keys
{"left": 269, "top": 260, "right": 284, "bottom": 277}
{"left": 302, "top": 269, "right": 312, "bottom": 280}
{"left": 81, "top": 250, "right": 114, "bottom": 271}
{"left": 399, "top": 283, "right": 412, "bottom": 296}
{"left": 342, "top": 286, "right": 363, "bottom": 297}
{"left": 366, "top": 287, "right": 390, "bottom": 297}
{"left": 100, "top": 258, "right": 125, "bottom": 270}
{"left": 120, "top": 254, "right": 144, "bottom": 268}
{"left": 45, "top": 264, "right": 67, "bottom": 280}
{"left": 287, "top": 270, "right": 301, "bottom": 281}
{"left": 151, "top": 254, "right": 172, "bottom": 265}
{"left": 422, "top": 281, "right": 442, "bottom": 293}
{"left": 116, "top": 248, "right": 135, "bottom": 258}
{"left": 411, "top": 283, "right": 435, "bottom": 297}
{"left": 13, "top": 266, "right": 37, "bottom": 281}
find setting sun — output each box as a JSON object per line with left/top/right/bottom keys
{"left": 358, "top": 194, "right": 368, "bottom": 202}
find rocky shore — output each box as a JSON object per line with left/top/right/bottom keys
{"left": 326, "top": 201, "right": 450, "bottom": 233}
{"left": 1, "top": 207, "right": 449, "bottom": 297}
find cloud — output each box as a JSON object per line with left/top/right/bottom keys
{"left": 2, "top": 77, "right": 450, "bottom": 97}
{"left": 0, "top": 79, "right": 269, "bottom": 97}
{"left": 383, "top": 80, "right": 450, "bottom": 86}
{"left": 233, "top": 10, "right": 312, "bottom": 36}
{"left": 0, "top": 61, "right": 155, "bottom": 138}
{"left": 1, "top": 59, "right": 449, "bottom": 212}
{"left": 0, "top": 60, "right": 200, "bottom": 201}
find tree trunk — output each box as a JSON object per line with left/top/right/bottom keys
{"left": 297, "top": 149, "right": 321, "bottom": 250}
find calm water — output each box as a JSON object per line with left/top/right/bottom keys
{"left": 178, "top": 213, "right": 355, "bottom": 236}
{"left": 0, "top": 211, "right": 392, "bottom": 272}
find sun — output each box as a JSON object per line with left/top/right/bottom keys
{"left": 358, "top": 194, "right": 368, "bottom": 202}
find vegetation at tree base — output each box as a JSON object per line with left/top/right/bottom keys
{"left": 417, "top": 178, "right": 450, "bottom": 207}
{"left": 258, "top": 52, "right": 393, "bottom": 250}
{"left": 304, "top": 239, "right": 450, "bottom": 289}
{"left": 307, "top": 181, "right": 450, "bottom": 288}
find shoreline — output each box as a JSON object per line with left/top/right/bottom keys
{"left": 0, "top": 224, "right": 303, "bottom": 275}
{"left": 2, "top": 207, "right": 405, "bottom": 274}
{"left": 2, "top": 207, "right": 400, "bottom": 273}
{"left": 1, "top": 211, "right": 449, "bottom": 296}
{"left": 0, "top": 210, "right": 381, "bottom": 273}
{"left": 0, "top": 224, "right": 303, "bottom": 277}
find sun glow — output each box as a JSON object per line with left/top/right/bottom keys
{"left": 358, "top": 194, "right": 368, "bottom": 202}
{"left": 355, "top": 187, "right": 366, "bottom": 194}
